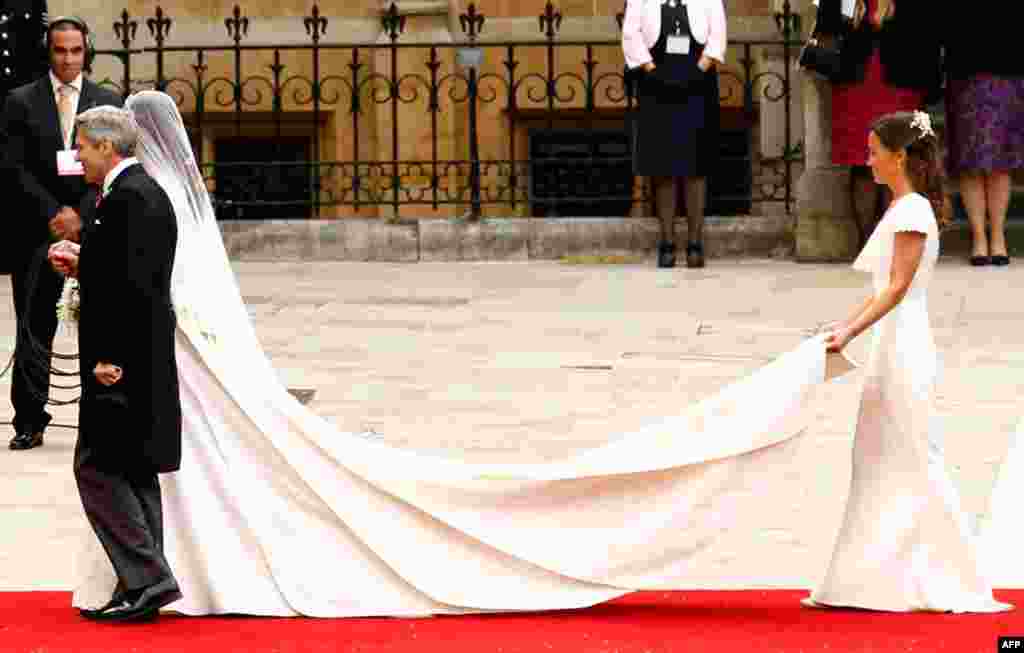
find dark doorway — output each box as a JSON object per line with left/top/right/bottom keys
{"left": 212, "top": 137, "right": 314, "bottom": 220}
{"left": 528, "top": 120, "right": 753, "bottom": 218}
{"left": 707, "top": 125, "right": 753, "bottom": 215}
{"left": 529, "top": 129, "right": 635, "bottom": 218}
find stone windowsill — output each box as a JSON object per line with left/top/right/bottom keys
{"left": 383, "top": 1, "right": 450, "bottom": 17}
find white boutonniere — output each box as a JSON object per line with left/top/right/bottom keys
{"left": 910, "top": 111, "right": 935, "bottom": 140}
{"left": 55, "top": 277, "right": 80, "bottom": 328}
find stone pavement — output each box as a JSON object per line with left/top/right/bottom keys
{"left": 1, "top": 258, "right": 1022, "bottom": 591}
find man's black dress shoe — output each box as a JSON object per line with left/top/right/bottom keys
{"left": 95, "top": 579, "right": 182, "bottom": 623}
{"left": 9, "top": 430, "right": 43, "bottom": 450}
{"left": 79, "top": 592, "right": 127, "bottom": 620}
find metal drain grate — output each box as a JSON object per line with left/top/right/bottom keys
{"left": 286, "top": 388, "right": 317, "bottom": 404}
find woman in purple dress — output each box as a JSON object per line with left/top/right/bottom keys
{"left": 943, "top": 10, "right": 1024, "bottom": 266}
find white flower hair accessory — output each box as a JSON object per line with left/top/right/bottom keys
{"left": 910, "top": 110, "right": 935, "bottom": 140}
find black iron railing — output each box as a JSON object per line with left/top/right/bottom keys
{"left": 91, "top": 2, "right": 804, "bottom": 219}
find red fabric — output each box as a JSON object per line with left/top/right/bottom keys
{"left": 3, "top": 590, "right": 1022, "bottom": 652}
{"left": 830, "top": 4, "right": 926, "bottom": 166}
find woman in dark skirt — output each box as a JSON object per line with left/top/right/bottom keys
{"left": 622, "top": 0, "right": 727, "bottom": 268}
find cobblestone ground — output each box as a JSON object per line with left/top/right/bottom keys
{"left": 1, "top": 259, "right": 1021, "bottom": 590}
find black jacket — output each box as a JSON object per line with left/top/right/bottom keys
{"left": 942, "top": 11, "right": 1023, "bottom": 79}
{"left": 815, "top": 0, "right": 942, "bottom": 93}
{"left": 77, "top": 164, "right": 182, "bottom": 474}
{"left": 1, "top": 75, "right": 122, "bottom": 265}
{"left": 0, "top": 0, "right": 48, "bottom": 101}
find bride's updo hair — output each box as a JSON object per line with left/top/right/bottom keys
{"left": 870, "top": 111, "right": 950, "bottom": 228}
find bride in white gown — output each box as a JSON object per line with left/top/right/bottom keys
{"left": 69, "top": 94, "right": 1003, "bottom": 617}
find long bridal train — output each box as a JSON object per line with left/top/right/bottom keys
{"left": 72, "top": 326, "right": 847, "bottom": 617}
{"left": 980, "top": 417, "right": 1024, "bottom": 588}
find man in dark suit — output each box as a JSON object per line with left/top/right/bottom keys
{"left": 1, "top": 16, "right": 121, "bottom": 449}
{"left": 49, "top": 105, "right": 182, "bottom": 622}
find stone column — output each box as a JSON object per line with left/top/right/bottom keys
{"left": 791, "top": 3, "right": 858, "bottom": 261}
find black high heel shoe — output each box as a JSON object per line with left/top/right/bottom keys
{"left": 686, "top": 241, "right": 704, "bottom": 268}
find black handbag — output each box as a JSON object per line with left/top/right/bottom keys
{"left": 799, "top": 21, "right": 845, "bottom": 82}
{"left": 799, "top": 36, "right": 844, "bottom": 81}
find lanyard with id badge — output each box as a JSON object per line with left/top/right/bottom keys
{"left": 57, "top": 99, "right": 84, "bottom": 177}
{"left": 665, "top": 2, "right": 690, "bottom": 57}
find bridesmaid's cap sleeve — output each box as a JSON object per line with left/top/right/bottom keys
{"left": 889, "top": 194, "right": 936, "bottom": 235}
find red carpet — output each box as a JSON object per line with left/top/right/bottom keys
{"left": 1, "top": 590, "right": 1022, "bottom": 652}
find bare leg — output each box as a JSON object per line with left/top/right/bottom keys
{"left": 960, "top": 173, "right": 989, "bottom": 259}
{"left": 986, "top": 171, "right": 1012, "bottom": 259}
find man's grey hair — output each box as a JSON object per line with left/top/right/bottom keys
{"left": 75, "top": 106, "right": 138, "bottom": 157}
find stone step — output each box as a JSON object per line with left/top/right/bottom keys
{"left": 2, "top": 212, "right": 1020, "bottom": 273}
{"left": 388, "top": 1, "right": 450, "bottom": 16}
{"left": 214, "top": 215, "right": 794, "bottom": 263}
{"left": 942, "top": 218, "right": 1024, "bottom": 258}
{"left": 946, "top": 188, "right": 1024, "bottom": 257}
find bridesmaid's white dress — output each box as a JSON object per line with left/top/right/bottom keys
{"left": 807, "top": 192, "right": 1010, "bottom": 613}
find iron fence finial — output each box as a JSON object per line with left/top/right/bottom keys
{"left": 113, "top": 10, "right": 138, "bottom": 48}
{"left": 226, "top": 5, "right": 250, "bottom": 43}
{"left": 146, "top": 6, "right": 172, "bottom": 44}
{"left": 304, "top": 5, "right": 328, "bottom": 43}
{"left": 381, "top": 2, "right": 406, "bottom": 42}
{"left": 539, "top": 1, "right": 562, "bottom": 40}
{"left": 459, "top": 3, "right": 485, "bottom": 41}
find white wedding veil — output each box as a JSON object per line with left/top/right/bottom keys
{"left": 124, "top": 90, "right": 271, "bottom": 375}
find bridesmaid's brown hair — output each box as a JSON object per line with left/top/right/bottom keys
{"left": 870, "top": 111, "right": 950, "bottom": 229}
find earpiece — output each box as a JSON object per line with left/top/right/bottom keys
{"left": 46, "top": 15, "right": 95, "bottom": 72}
